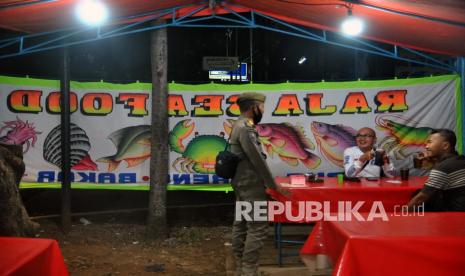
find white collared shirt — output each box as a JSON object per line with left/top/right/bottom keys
{"left": 344, "top": 146, "right": 395, "bottom": 178}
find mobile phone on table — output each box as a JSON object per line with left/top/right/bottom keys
{"left": 344, "top": 176, "right": 360, "bottom": 182}
{"left": 366, "top": 177, "right": 379, "bottom": 181}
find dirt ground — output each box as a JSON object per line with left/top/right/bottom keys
{"left": 37, "top": 219, "right": 229, "bottom": 275}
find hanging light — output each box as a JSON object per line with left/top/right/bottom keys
{"left": 298, "top": 56, "right": 307, "bottom": 65}
{"left": 76, "top": 0, "right": 108, "bottom": 26}
{"left": 341, "top": 9, "right": 364, "bottom": 36}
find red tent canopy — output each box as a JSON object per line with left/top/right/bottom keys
{"left": 0, "top": 0, "right": 464, "bottom": 56}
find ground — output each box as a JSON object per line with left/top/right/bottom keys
{"left": 37, "top": 219, "right": 229, "bottom": 275}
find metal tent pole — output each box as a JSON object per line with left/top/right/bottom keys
{"left": 461, "top": 57, "right": 465, "bottom": 152}
{"left": 60, "top": 47, "right": 71, "bottom": 233}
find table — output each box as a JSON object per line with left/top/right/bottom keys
{"left": 267, "top": 176, "right": 427, "bottom": 266}
{"left": 301, "top": 213, "right": 465, "bottom": 276}
{"left": 269, "top": 176, "right": 426, "bottom": 218}
{"left": 0, "top": 237, "right": 68, "bottom": 276}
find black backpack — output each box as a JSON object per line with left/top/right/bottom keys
{"left": 215, "top": 140, "right": 241, "bottom": 179}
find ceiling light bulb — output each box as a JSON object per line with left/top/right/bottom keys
{"left": 341, "top": 9, "right": 363, "bottom": 36}
{"left": 76, "top": 0, "right": 108, "bottom": 26}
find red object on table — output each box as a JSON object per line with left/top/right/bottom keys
{"left": 0, "top": 237, "right": 68, "bottom": 276}
{"left": 267, "top": 176, "right": 426, "bottom": 222}
{"left": 301, "top": 213, "right": 465, "bottom": 276}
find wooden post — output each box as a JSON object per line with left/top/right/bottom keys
{"left": 146, "top": 19, "right": 169, "bottom": 240}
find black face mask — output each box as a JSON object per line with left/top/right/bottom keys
{"left": 253, "top": 106, "right": 263, "bottom": 124}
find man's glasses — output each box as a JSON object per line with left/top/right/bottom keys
{"left": 355, "top": 134, "right": 374, "bottom": 138}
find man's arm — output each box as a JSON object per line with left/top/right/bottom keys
{"left": 406, "top": 169, "right": 446, "bottom": 209}
{"left": 239, "top": 126, "right": 277, "bottom": 189}
{"left": 344, "top": 148, "right": 363, "bottom": 177}
{"left": 407, "top": 190, "right": 433, "bottom": 210}
{"left": 382, "top": 154, "right": 395, "bottom": 177}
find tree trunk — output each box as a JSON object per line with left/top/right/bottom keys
{"left": 0, "top": 144, "right": 38, "bottom": 236}
{"left": 146, "top": 19, "right": 169, "bottom": 240}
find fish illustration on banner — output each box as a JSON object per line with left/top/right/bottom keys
{"left": 376, "top": 115, "right": 434, "bottom": 159}
{"left": 169, "top": 119, "right": 228, "bottom": 174}
{"left": 0, "top": 117, "right": 41, "bottom": 153}
{"left": 43, "top": 123, "right": 98, "bottom": 170}
{"left": 97, "top": 125, "right": 151, "bottom": 172}
{"left": 255, "top": 123, "right": 321, "bottom": 169}
{"left": 311, "top": 121, "right": 357, "bottom": 167}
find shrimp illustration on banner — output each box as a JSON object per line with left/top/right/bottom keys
{"left": 375, "top": 115, "right": 434, "bottom": 159}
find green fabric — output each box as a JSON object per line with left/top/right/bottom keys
{"left": 19, "top": 182, "right": 233, "bottom": 192}
{"left": 0, "top": 74, "right": 459, "bottom": 91}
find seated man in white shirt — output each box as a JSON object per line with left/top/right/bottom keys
{"left": 344, "top": 127, "right": 395, "bottom": 178}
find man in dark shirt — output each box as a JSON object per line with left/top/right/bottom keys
{"left": 407, "top": 129, "right": 465, "bottom": 211}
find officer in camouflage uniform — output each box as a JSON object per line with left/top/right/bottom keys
{"left": 229, "top": 92, "right": 279, "bottom": 276}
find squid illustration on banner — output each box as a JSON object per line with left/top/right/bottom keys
{"left": 0, "top": 117, "right": 41, "bottom": 153}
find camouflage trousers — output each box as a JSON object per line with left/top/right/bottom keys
{"left": 231, "top": 184, "right": 268, "bottom": 276}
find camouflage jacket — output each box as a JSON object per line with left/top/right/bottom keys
{"left": 229, "top": 116, "right": 276, "bottom": 189}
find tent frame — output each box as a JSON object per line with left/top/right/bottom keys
{"left": 0, "top": 2, "right": 463, "bottom": 138}
{"left": 0, "top": 3, "right": 457, "bottom": 71}
{"left": 2, "top": 1, "right": 464, "bottom": 236}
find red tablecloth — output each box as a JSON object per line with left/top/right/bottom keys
{"left": 0, "top": 237, "right": 68, "bottom": 276}
{"left": 301, "top": 213, "right": 465, "bottom": 276}
{"left": 267, "top": 176, "right": 426, "bottom": 222}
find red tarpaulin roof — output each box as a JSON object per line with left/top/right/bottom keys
{"left": 0, "top": 0, "right": 464, "bottom": 56}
